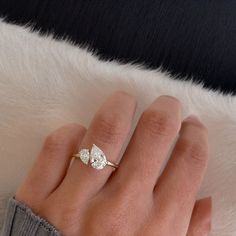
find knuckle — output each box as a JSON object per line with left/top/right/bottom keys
{"left": 197, "top": 122, "right": 208, "bottom": 134}
{"left": 141, "top": 109, "right": 179, "bottom": 137}
{"left": 177, "top": 138, "right": 208, "bottom": 168}
{"left": 93, "top": 111, "right": 126, "bottom": 143}
{"left": 44, "top": 131, "right": 69, "bottom": 154}
{"left": 184, "top": 118, "right": 208, "bottom": 134}
{"left": 189, "top": 142, "right": 208, "bottom": 167}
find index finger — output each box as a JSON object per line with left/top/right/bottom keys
{"left": 154, "top": 115, "right": 209, "bottom": 235}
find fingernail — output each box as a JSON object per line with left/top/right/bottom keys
{"left": 202, "top": 196, "right": 212, "bottom": 231}
{"left": 200, "top": 196, "right": 212, "bottom": 204}
{"left": 197, "top": 196, "right": 212, "bottom": 231}
{"left": 196, "top": 196, "right": 212, "bottom": 206}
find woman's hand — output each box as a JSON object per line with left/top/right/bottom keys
{"left": 15, "top": 91, "right": 211, "bottom": 236}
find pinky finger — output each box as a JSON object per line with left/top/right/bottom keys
{"left": 187, "top": 197, "right": 212, "bottom": 236}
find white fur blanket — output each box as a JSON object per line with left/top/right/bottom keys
{"left": 0, "top": 20, "right": 235, "bottom": 236}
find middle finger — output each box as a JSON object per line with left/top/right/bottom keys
{"left": 109, "top": 96, "right": 182, "bottom": 193}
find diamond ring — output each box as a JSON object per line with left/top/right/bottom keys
{"left": 72, "top": 144, "right": 118, "bottom": 170}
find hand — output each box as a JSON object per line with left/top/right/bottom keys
{"left": 15, "top": 91, "right": 212, "bottom": 236}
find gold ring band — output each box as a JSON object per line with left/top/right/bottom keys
{"left": 106, "top": 161, "right": 119, "bottom": 169}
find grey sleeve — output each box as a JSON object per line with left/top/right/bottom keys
{"left": 1, "top": 197, "right": 62, "bottom": 236}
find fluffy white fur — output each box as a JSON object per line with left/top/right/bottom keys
{"left": 0, "top": 20, "right": 236, "bottom": 235}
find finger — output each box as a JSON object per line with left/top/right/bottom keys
{"left": 187, "top": 197, "right": 212, "bottom": 236}
{"left": 15, "top": 123, "right": 86, "bottom": 206}
{"left": 58, "top": 91, "right": 137, "bottom": 201}
{"left": 109, "top": 96, "right": 182, "bottom": 194}
{"left": 154, "top": 115, "right": 209, "bottom": 235}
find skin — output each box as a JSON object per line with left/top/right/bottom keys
{"left": 15, "top": 91, "right": 212, "bottom": 236}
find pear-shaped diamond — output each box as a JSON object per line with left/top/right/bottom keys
{"left": 79, "top": 149, "right": 90, "bottom": 165}
{"left": 90, "top": 144, "right": 107, "bottom": 170}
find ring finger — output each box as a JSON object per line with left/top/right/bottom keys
{"left": 57, "top": 91, "right": 137, "bottom": 202}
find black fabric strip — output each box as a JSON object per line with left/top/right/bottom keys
{"left": 0, "top": 0, "right": 236, "bottom": 93}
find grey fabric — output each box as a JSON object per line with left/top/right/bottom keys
{"left": 1, "top": 197, "right": 61, "bottom": 236}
